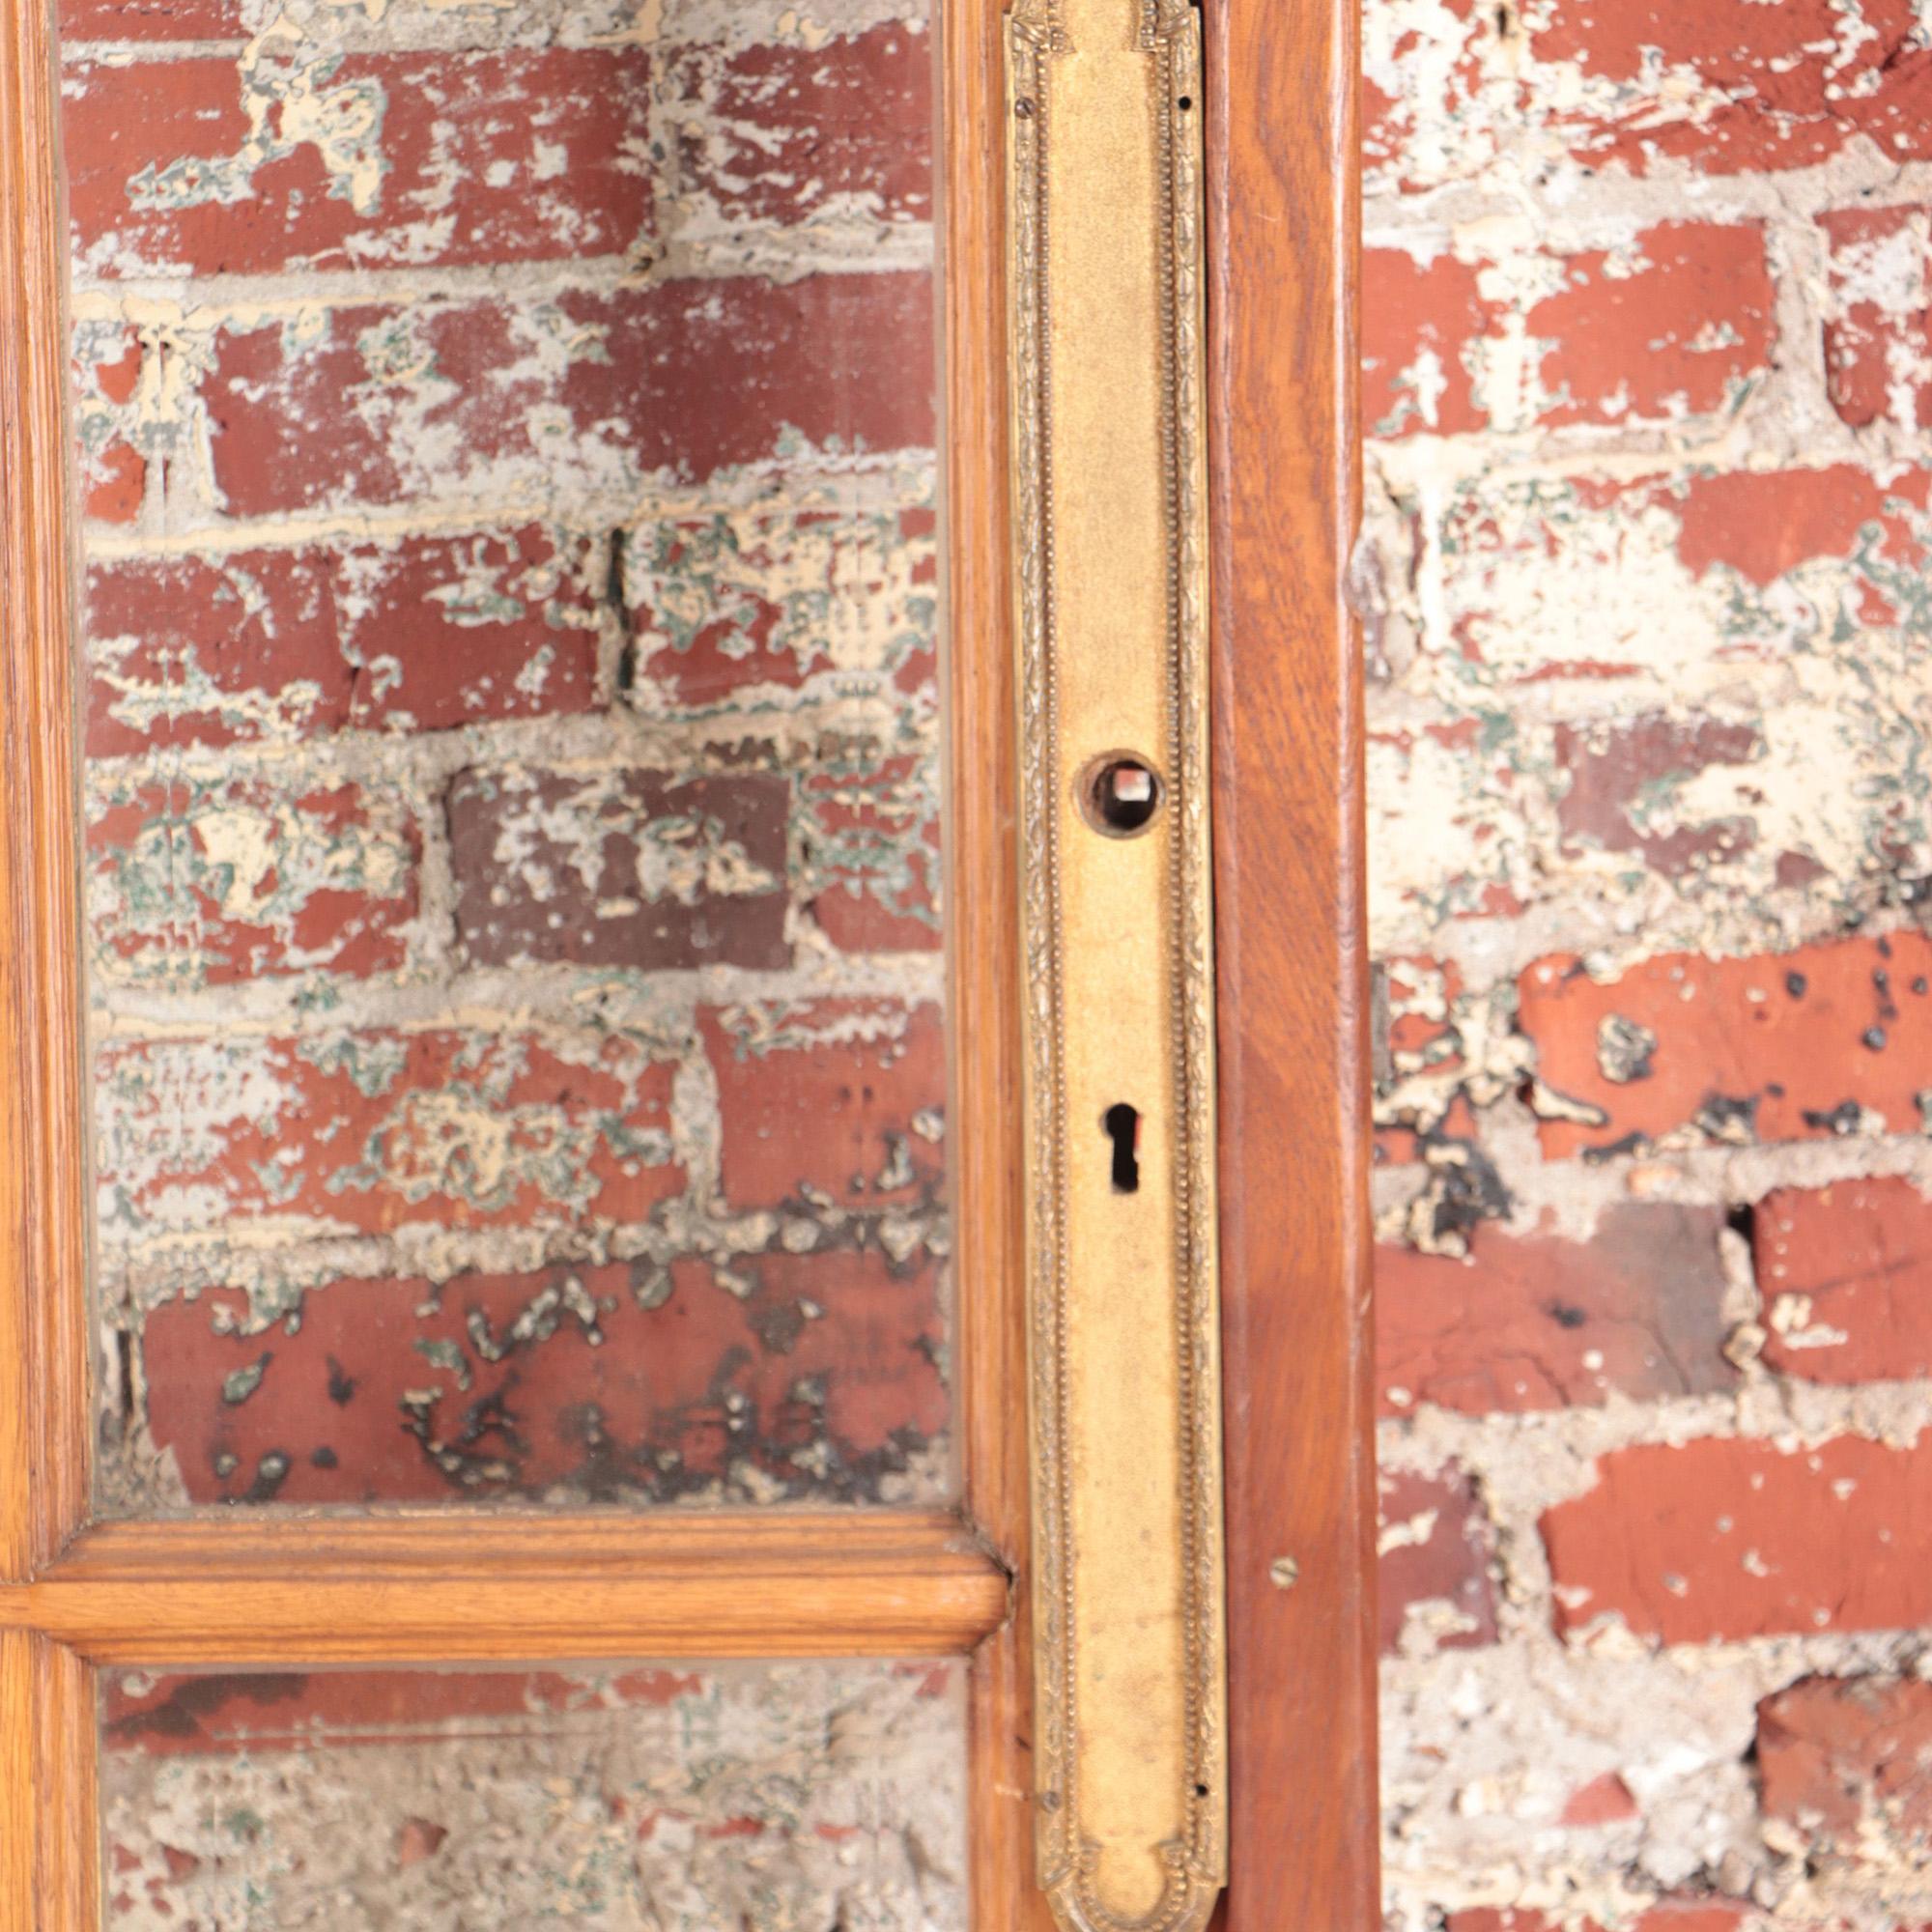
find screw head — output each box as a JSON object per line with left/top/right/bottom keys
{"left": 1268, "top": 1555, "right": 1299, "bottom": 1590}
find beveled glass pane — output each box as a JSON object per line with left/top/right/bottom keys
{"left": 99, "top": 1661, "right": 967, "bottom": 1927}
{"left": 63, "top": 0, "right": 951, "bottom": 1510}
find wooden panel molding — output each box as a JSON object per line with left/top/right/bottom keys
{"left": 2, "top": 1511, "right": 1010, "bottom": 1665}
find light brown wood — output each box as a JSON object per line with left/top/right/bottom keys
{"left": 4, "top": 1510, "right": 1009, "bottom": 1663}
{"left": 942, "top": 0, "right": 1061, "bottom": 1925}
{"left": 0, "top": 0, "right": 92, "bottom": 1585}
{"left": 1202, "top": 0, "right": 1379, "bottom": 1923}
{"left": 1, "top": 1631, "right": 98, "bottom": 1931}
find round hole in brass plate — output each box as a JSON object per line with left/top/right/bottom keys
{"left": 1076, "top": 752, "right": 1165, "bottom": 838}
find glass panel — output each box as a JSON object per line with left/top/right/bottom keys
{"left": 100, "top": 1661, "right": 967, "bottom": 1927}
{"left": 62, "top": 0, "right": 951, "bottom": 1510}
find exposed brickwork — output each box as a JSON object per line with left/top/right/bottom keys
{"left": 62, "top": 0, "right": 950, "bottom": 1517}
{"left": 1367, "top": 0, "right": 1932, "bottom": 1922}
{"left": 99, "top": 1663, "right": 968, "bottom": 1926}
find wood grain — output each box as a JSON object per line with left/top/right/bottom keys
{"left": 942, "top": 0, "right": 1058, "bottom": 1920}
{"left": 0, "top": 0, "right": 92, "bottom": 1583}
{"left": 1202, "top": 0, "right": 1379, "bottom": 1923}
{"left": 3, "top": 1510, "right": 1010, "bottom": 1664}
{"left": 0, "top": 1631, "right": 98, "bottom": 1930}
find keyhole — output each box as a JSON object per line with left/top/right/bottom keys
{"left": 1104, "top": 1103, "right": 1140, "bottom": 1194}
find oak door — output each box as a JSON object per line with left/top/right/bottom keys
{"left": 0, "top": 0, "right": 1374, "bottom": 1920}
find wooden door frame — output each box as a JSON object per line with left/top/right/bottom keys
{"left": 0, "top": 0, "right": 1372, "bottom": 1919}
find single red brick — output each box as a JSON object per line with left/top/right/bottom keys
{"left": 85, "top": 527, "right": 602, "bottom": 757}
{"left": 1542, "top": 1435, "right": 1932, "bottom": 1643}
{"left": 63, "top": 49, "right": 651, "bottom": 276}
{"left": 138, "top": 1249, "right": 945, "bottom": 1504}
{"left": 1759, "top": 1675, "right": 1932, "bottom": 1878}
{"left": 1819, "top": 204, "right": 1932, "bottom": 433}
{"left": 1672, "top": 465, "right": 1927, "bottom": 589}
{"left": 1528, "top": 223, "right": 1775, "bottom": 429}
{"left": 83, "top": 440, "right": 145, "bottom": 524}
{"left": 668, "top": 26, "right": 931, "bottom": 228}
{"left": 1532, "top": 0, "right": 1932, "bottom": 175}
{"left": 94, "top": 1028, "right": 684, "bottom": 1241}
{"left": 1378, "top": 1463, "right": 1498, "bottom": 1655}
{"left": 1554, "top": 713, "right": 1761, "bottom": 879}
{"left": 1519, "top": 933, "right": 1932, "bottom": 1159}
{"left": 1755, "top": 1179, "right": 1932, "bottom": 1385}
{"left": 1377, "top": 1205, "right": 1735, "bottom": 1416}
{"left": 625, "top": 503, "right": 938, "bottom": 710}
{"left": 203, "top": 274, "right": 935, "bottom": 519}
{"left": 704, "top": 1000, "right": 943, "bottom": 1209}
{"left": 1364, "top": 224, "right": 1772, "bottom": 438}
{"left": 1362, "top": 248, "right": 1500, "bottom": 437}
{"left": 103, "top": 1666, "right": 708, "bottom": 1755}
{"left": 447, "top": 765, "right": 791, "bottom": 973}
{"left": 86, "top": 775, "right": 418, "bottom": 987}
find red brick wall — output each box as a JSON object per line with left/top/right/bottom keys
{"left": 1367, "top": 1, "right": 1932, "bottom": 1926}
{"left": 64, "top": 0, "right": 949, "bottom": 1514}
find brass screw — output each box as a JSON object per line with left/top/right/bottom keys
{"left": 1268, "top": 1555, "right": 1299, "bottom": 1590}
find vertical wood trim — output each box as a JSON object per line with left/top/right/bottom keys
{"left": 0, "top": 0, "right": 92, "bottom": 1580}
{"left": 942, "top": 0, "right": 1054, "bottom": 1926}
{"left": 1, "top": 1632, "right": 99, "bottom": 1930}
{"left": 1202, "top": 0, "right": 1378, "bottom": 1924}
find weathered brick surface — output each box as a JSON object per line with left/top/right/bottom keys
{"left": 1367, "top": 11, "right": 1932, "bottom": 1895}
{"left": 1364, "top": 222, "right": 1775, "bottom": 440}
{"left": 139, "top": 1249, "right": 945, "bottom": 1505}
{"left": 201, "top": 275, "right": 934, "bottom": 519}
{"left": 1520, "top": 935, "right": 1932, "bottom": 1160}
{"left": 98, "top": 1663, "right": 967, "bottom": 1926}
{"left": 85, "top": 528, "right": 604, "bottom": 755}
{"left": 1755, "top": 1179, "right": 1932, "bottom": 1385}
{"left": 63, "top": 48, "right": 653, "bottom": 277}
{"left": 1378, "top": 1463, "right": 1500, "bottom": 1657}
{"left": 1377, "top": 1204, "right": 1735, "bottom": 1416}
{"left": 64, "top": 0, "right": 952, "bottom": 1529}
{"left": 1821, "top": 204, "right": 1932, "bottom": 435}
{"left": 1542, "top": 1435, "right": 1932, "bottom": 1643}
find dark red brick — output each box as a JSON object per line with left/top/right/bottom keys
{"left": 1377, "top": 1205, "right": 1735, "bottom": 1416}
{"left": 203, "top": 274, "right": 936, "bottom": 518}
{"left": 704, "top": 999, "right": 943, "bottom": 1210}
{"left": 1554, "top": 714, "right": 1761, "bottom": 878}
{"left": 447, "top": 766, "right": 791, "bottom": 973}
{"left": 1520, "top": 934, "right": 1932, "bottom": 1159}
{"left": 1542, "top": 1435, "right": 1932, "bottom": 1643}
{"left": 63, "top": 49, "right": 651, "bottom": 276}
{"left": 138, "top": 1249, "right": 945, "bottom": 1504}
{"left": 1755, "top": 1178, "right": 1932, "bottom": 1385}
{"left": 85, "top": 527, "right": 602, "bottom": 757}
{"left": 1378, "top": 1463, "right": 1498, "bottom": 1655}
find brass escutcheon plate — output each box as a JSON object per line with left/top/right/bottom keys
{"left": 1007, "top": 0, "right": 1227, "bottom": 1924}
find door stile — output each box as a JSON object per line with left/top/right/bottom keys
{"left": 1203, "top": 0, "right": 1379, "bottom": 1924}
{"left": 0, "top": 0, "right": 93, "bottom": 1585}
{"left": 1, "top": 1631, "right": 98, "bottom": 1932}
{"left": 941, "top": 0, "right": 1057, "bottom": 1927}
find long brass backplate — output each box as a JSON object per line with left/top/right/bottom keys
{"left": 1006, "top": 0, "right": 1227, "bottom": 1926}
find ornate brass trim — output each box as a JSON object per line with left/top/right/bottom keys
{"left": 1007, "top": 0, "right": 1226, "bottom": 1922}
